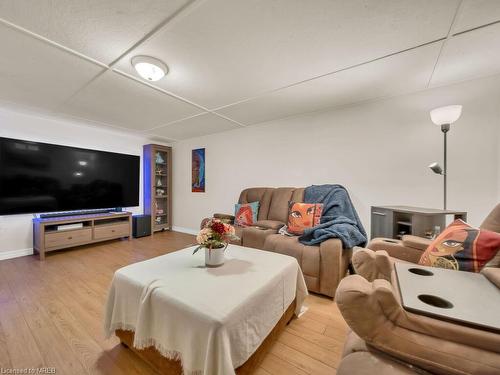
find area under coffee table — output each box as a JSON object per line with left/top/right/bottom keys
{"left": 104, "top": 245, "right": 308, "bottom": 375}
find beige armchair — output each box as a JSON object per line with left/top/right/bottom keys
{"left": 335, "top": 271, "right": 500, "bottom": 375}
{"left": 337, "top": 204, "right": 500, "bottom": 374}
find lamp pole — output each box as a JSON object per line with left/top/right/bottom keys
{"left": 441, "top": 123, "right": 450, "bottom": 210}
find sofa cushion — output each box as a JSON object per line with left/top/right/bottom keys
{"left": 238, "top": 188, "right": 274, "bottom": 221}
{"left": 263, "top": 234, "right": 320, "bottom": 280}
{"left": 291, "top": 187, "right": 305, "bottom": 203}
{"left": 252, "top": 220, "right": 285, "bottom": 230}
{"left": 241, "top": 227, "right": 278, "bottom": 249}
{"left": 267, "top": 187, "right": 295, "bottom": 222}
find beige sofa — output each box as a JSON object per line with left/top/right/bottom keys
{"left": 202, "top": 187, "right": 352, "bottom": 298}
{"left": 336, "top": 203, "right": 500, "bottom": 374}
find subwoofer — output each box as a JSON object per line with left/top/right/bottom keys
{"left": 132, "top": 215, "right": 151, "bottom": 238}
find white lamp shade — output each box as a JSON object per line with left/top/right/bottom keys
{"left": 131, "top": 56, "right": 168, "bottom": 81}
{"left": 430, "top": 105, "right": 462, "bottom": 125}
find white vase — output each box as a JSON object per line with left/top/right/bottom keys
{"left": 205, "top": 246, "right": 225, "bottom": 267}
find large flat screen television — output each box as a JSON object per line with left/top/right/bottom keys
{"left": 0, "top": 137, "right": 140, "bottom": 215}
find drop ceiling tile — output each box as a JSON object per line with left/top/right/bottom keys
{"left": 60, "top": 71, "right": 202, "bottom": 131}
{"left": 453, "top": 0, "right": 500, "bottom": 33}
{"left": 149, "top": 113, "right": 241, "bottom": 140}
{"left": 0, "top": 22, "right": 103, "bottom": 111}
{"left": 0, "top": 0, "right": 190, "bottom": 64}
{"left": 114, "top": 0, "right": 458, "bottom": 109}
{"left": 217, "top": 42, "right": 442, "bottom": 126}
{"left": 430, "top": 23, "right": 500, "bottom": 87}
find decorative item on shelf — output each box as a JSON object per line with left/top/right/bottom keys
{"left": 155, "top": 216, "right": 162, "bottom": 224}
{"left": 156, "top": 188, "right": 165, "bottom": 196}
{"left": 193, "top": 219, "right": 239, "bottom": 267}
{"left": 157, "top": 208, "right": 164, "bottom": 215}
{"left": 157, "top": 179, "right": 163, "bottom": 187}
{"left": 192, "top": 148, "right": 205, "bottom": 192}
{"left": 155, "top": 152, "right": 165, "bottom": 164}
{"left": 428, "top": 105, "right": 462, "bottom": 210}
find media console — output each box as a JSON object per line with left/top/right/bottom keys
{"left": 33, "top": 212, "right": 132, "bottom": 260}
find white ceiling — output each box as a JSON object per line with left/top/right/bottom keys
{"left": 0, "top": 0, "right": 499, "bottom": 141}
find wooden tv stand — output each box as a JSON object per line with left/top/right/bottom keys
{"left": 33, "top": 212, "right": 132, "bottom": 260}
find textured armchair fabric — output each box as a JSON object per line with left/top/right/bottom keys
{"left": 336, "top": 274, "right": 500, "bottom": 375}
{"left": 352, "top": 248, "right": 394, "bottom": 282}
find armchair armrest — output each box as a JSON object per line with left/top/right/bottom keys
{"left": 401, "top": 235, "right": 431, "bottom": 250}
{"left": 213, "top": 213, "right": 235, "bottom": 223}
{"left": 368, "top": 238, "right": 424, "bottom": 263}
{"left": 319, "top": 238, "right": 352, "bottom": 298}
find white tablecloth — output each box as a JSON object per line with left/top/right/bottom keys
{"left": 104, "top": 245, "right": 308, "bottom": 375}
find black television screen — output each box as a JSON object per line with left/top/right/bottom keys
{"left": 0, "top": 137, "right": 140, "bottom": 215}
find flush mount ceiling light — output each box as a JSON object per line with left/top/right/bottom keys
{"left": 131, "top": 56, "right": 168, "bottom": 82}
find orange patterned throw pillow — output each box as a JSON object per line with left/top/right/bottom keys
{"left": 287, "top": 202, "right": 323, "bottom": 235}
{"left": 418, "top": 219, "right": 500, "bottom": 272}
{"left": 234, "top": 201, "right": 259, "bottom": 227}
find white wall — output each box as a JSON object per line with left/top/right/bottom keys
{"left": 172, "top": 75, "right": 500, "bottom": 235}
{"left": 0, "top": 106, "right": 168, "bottom": 258}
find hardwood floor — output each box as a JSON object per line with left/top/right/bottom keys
{"left": 0, "top": 231, "right": 348, "bottom": 375}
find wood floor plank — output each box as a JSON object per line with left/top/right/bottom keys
{"left": 288, "top": 315, "right": 327, "bottom": 335}
{"left": 0, "top": 313, "right": 13, "bottom": 369}
{"left": 260, "top": 352, "right": 308, "bottom": 375}
{"left": 16, "top": 255, "right": 158, "bottom": 375}
{"left": 0, "top": 231, "right": 349, "bottom": 375}
{"left": 277, "top": 331, "right": 338, "bottom": 368}
{"left": 270, "top": 341, "right": 336, "bottom": 375}
{"left": 12, "top": 258, "right": 126, "bottom": 375}
{"left": 253, "top": 367, "right": 272, "bottom": 375}
{"left": 0, "top": 262, "right": 87, "bottom": 375}
{"left": 287, "top": 325, "right": 345, "bottom": 354}
{"left": 0, "top": 269, "right": 45, "bottom": 369}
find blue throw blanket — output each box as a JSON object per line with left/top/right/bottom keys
{"left": 299, "top": 184, "right": 367, "bottom": 248}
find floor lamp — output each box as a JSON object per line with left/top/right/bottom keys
{"left": 428, "top": 105, "right": 462, "bottom": 210}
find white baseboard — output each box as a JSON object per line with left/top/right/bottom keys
{"left": 172, "top": 226, "right": 198, "bottom": 236}
{"left": 0, "top": 248, "right": 34, "bottom": 261}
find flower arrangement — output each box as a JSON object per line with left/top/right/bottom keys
{"left": 193, "top": 219, "right": 239, "bottom": 254}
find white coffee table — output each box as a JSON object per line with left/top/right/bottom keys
{"left": 104, "top": 244, "right": 308, "bottom": 375}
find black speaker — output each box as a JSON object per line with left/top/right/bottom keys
{"left": 132, "top": 215, "right": 151, "bottom": 238}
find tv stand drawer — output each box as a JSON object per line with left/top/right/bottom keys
{"left": 45, "top": 228, "right": 92, "bottom": 249}
{"left": 94, "top": 223, "right": 130, "bottom": 240}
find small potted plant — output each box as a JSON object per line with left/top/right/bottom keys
{"left": 193, "top": 219, "right": 239, "bottom": 267}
